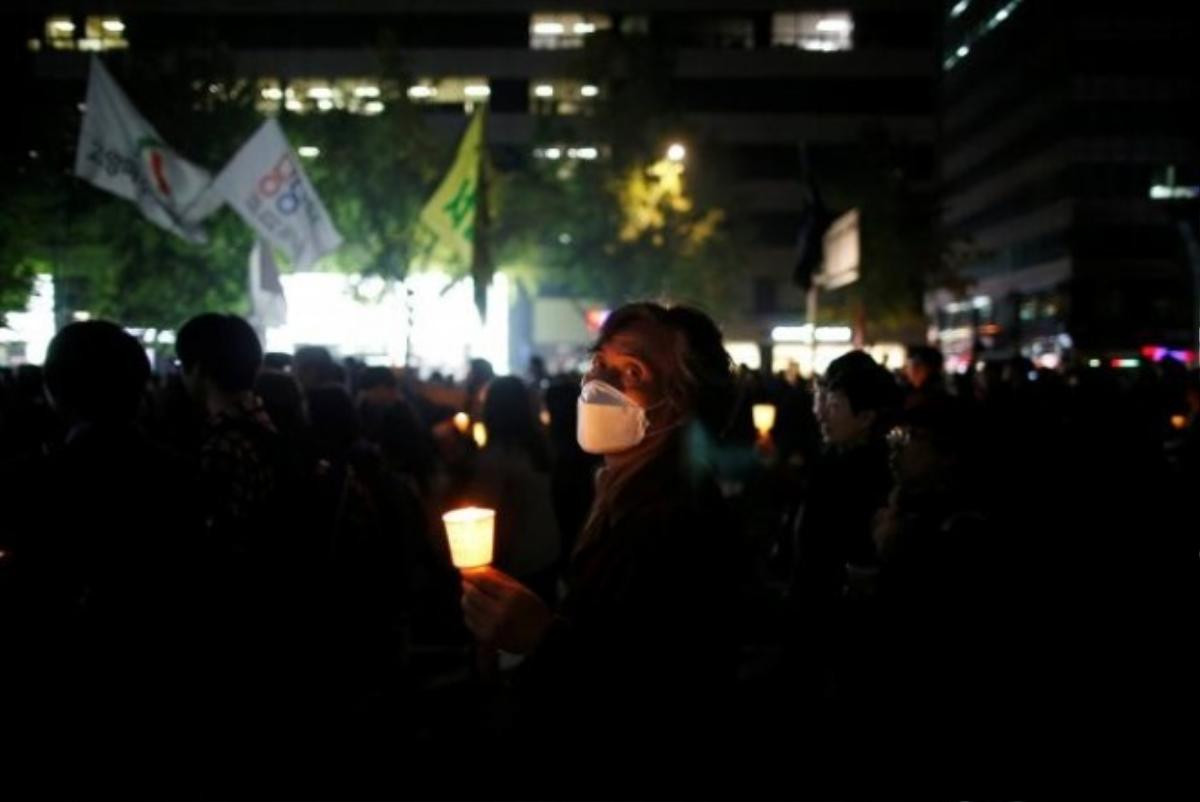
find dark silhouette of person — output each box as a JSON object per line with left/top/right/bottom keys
{"left": 176, "top": 313, "right": 283, "bottom": 542}
{"left": 294, "top": 344, "right": 340, "bottom": 391}
{"left": 356, "top": 366, "right": 437, "bottom": 492}
{"left": 263, "top": 351, "right": 294, "bottom": 372}
{"left": 1, "top": 321, "right": 203, "bottom": 761}
{"left": 903, "top": 344, "right": 949, "bottom": 410}
{"left": 460, "top": 303, "right": 744, "bottom": 766}
{"left": 255, "top": 368, "right": 308, "bottom": 445}
{"left": 464, "top": 357, "right": 494, "bottom": 418}
{"left": 470, "top": 375, "right": 561, "bottom": 603}
{"left": 787, "top": 350, "right": 899, "bottom": 711}
{"left": 175, "top": 313, "right": 313, "bottom": 745}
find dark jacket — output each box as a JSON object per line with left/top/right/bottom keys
{"left": 517, "top": 437, "right": 741, "bottom": 748}
{"left": 792, "top": 435, "right": 892, "bottom": 605}
{"left": 0, "top": 423, "right": 203, "bottom": 736}
{"left": 783, "top": 435, "right": 892, "bottom": 708}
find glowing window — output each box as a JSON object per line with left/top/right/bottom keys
{"left": 84, "top": 16, "right": 129, "bottom": 50}
{"left": 530, "top": 13, "right": 611, "bottom": 49}
{"left": 255, "top": 78, "right": 399, "bottom": 115}
{"left": 406, "top": 77, "right": 490, "bottom": 112}
{"left": 46, "top": 16, "right": 76, "bottom": 50}
{"left": 771, "top": 12, "right": 853, "bottom": 52}
{"left": 528, "top": 79, "right": 599, "bottom": 115}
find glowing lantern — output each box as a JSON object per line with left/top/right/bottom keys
{"left": 453, "top": 412, "right": 470, "bottom": 434}
{"left": 473, "top": 421, "right": 488, "bottom": 448}
{"left": 442, "top": 507, "right": 495, "bottom": 569}
{"left": 540, "top": 409, "right": 551, "bottom": 426}
{"left": 752, "top": 403, "right": 777, "bottom": 438}
{"left": 1171, "top": 414, "right": 1187, "bottom": 431}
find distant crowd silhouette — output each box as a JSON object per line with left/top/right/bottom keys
{"left": 0, "top": 305, "right": 1194, "bottom": 795}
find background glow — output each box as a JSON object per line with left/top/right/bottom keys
{"left": 0, "top": 275, "right": 55, "bottom": 366}
{"left": 265, "top": 271, "right": 509, "bottom": 377}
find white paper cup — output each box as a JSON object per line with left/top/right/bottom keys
{"left": 442, "top": 507, "right": 495, "bottom": 569}
{"left": 752, "top": 403, "right": 777, "bottom": 437}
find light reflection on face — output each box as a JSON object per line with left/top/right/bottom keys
{"left": 583, "top": 331, "right": 663, "bottom": 410}
{"left": 814, "top": 384, "right": 874, "bottom": 446}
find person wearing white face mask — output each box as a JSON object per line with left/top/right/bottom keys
{"left": 459, "top": 302, "right": 743, "bottom": 764}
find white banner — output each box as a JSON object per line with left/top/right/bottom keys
{"left": 818, "top": 208, "right": 860, "bottom": 290}
{"left": 74, "top": 57, "right": 214, "bottom": 243}
{"left": 214, "top": 119, "right": 342, "bottom": 270}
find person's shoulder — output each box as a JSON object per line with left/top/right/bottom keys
{"left": 622, "top": 470, "right": 731, "bottom": 546}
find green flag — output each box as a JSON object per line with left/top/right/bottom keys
{"left": 417, "top": 107, "right": 484, "bottom": 272}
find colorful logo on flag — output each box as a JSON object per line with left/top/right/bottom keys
{"left": 136, "top": 136, "right": 173, "bottom": 199}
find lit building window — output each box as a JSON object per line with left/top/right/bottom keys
{"left": 534, "top": 144, "right": 607, "bottom": 161}
{"left": 944, "top": 0, "right": 1023, "bottom": 70}
{"left": 1149, "top": 164, "right": 1200, "bottom": 200}
{"left": 406, "top": 77, "right": 490, "bottom": 111}
{"left": 771, "top": 12, "right": 854, "bottom": 52}
{"left": 84, "top": 16, "right": 129, "bottom": 50}
{"left": 530, "top": 13, "right": 612, "bottom": 49}
{"left": 43, "top": 15, "right": 129, "bottom": 51}
{"left": 255, "top": 78, "right": 398, "bottom": 115}
{"left": 45, "top": 16, "right": 76, "bottom": 50}
{"left": 528, "top": 79, "right": 600, "bottom": 115}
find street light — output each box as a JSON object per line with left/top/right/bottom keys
{"left": 666, "top": 142, "right": 686, "bottom": 162}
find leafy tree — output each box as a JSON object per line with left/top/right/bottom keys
{"left": 493, "top": 32, "right": 745, "bottom": 318}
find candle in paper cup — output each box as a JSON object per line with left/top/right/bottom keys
{"left": 453, "top": 412, "right": 470, "bottom": 434}
{"left": 473, "top": 421, "right": 488, "bottom": 448}
{"left": 752, "top": 403, "right": 777, "bottom": 437}
{"left": 442, "top": 507, "right": 495, "bottom": 569}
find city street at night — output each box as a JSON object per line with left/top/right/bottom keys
{"left": 0, "top": 1, "right": 1196, "bottom": 798}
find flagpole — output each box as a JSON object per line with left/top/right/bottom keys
{"left": 471, "top": 106, "right": 491, "bottom": 323}
{"left": 806, "top": 283, "right": 819, "bottom": 380}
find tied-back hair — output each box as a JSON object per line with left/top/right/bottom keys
{"left": 579, "top": 302, "right": 735, "bottom": 548}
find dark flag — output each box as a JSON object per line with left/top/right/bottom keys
{"left": 792, "top": 145, "right": 835, "bottom": 290}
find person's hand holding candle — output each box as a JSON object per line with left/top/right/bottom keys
{"left": 461, "top": 567, "right": 553, "bottom": 654}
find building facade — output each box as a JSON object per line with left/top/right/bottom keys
{"left": 935, "top": 0, "right": 1200, "bottom": 371}
{"left": 6, "top": 1, "right": 938, "bottom": 372}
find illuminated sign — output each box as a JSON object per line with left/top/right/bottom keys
{"left": 817, "top": 208, "right": 859, "bottom": 290}
{"left": 585, "top": 308, "right": 610, "bottom": 333}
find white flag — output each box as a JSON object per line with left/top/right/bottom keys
{"left": 214, "top": 119, "right": 342, "bottom": 270}
{"left": 74, "top": 57, "right": 215, "bottom": 243}
{"left": 249, "top": 239, "right": 287, "bottom": 328}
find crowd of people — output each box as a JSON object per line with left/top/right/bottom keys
{"left": 0, "top": 305, "right": 1195, "bottom": 795}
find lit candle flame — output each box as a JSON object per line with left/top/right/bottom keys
{"left": 453, "top": 412, "right": 470, "bottom": 434}
{"left": 473, "top": 421, "right": 488, "bottom": 449}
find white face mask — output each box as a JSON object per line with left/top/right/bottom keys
{"left": 576, "top": 380, "right": 653, "bottom": 454}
